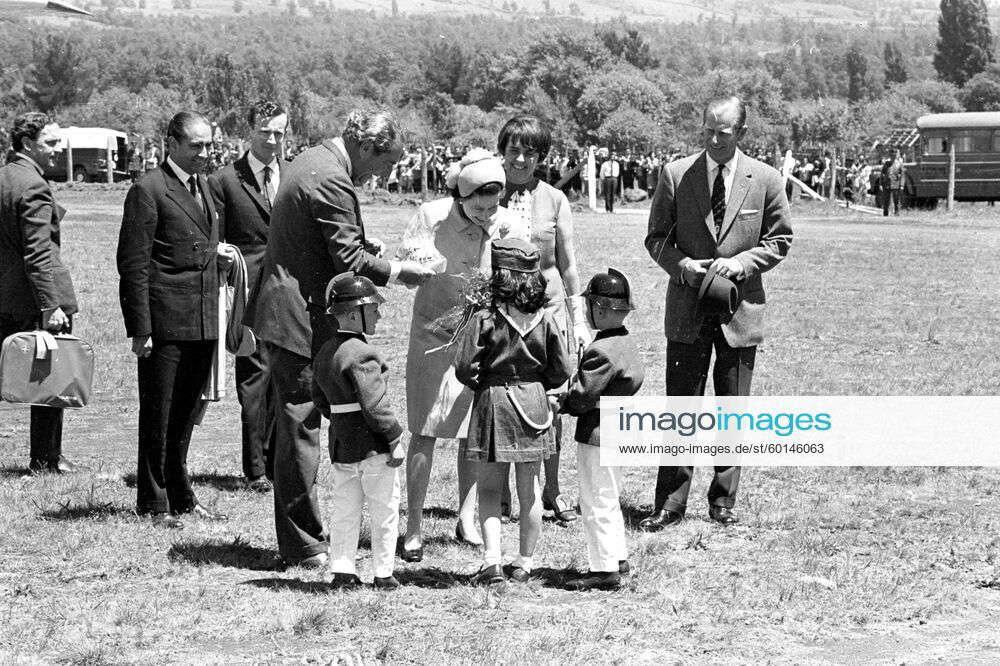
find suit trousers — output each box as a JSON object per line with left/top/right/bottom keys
{"left": 602, "top": 176, "right": 617, "bottom": 212}
{"left": 235, "top": 346, "right": 275, "bottom": 480}
{"left": 267, "top": 342, "right": 328, "bottom": 561}
{"left": 0, "top": 314, "right": 66, "bottom": 463}
{"left": 327, "top": 453, "right": 401, "bottom": 578}
{"left": 136, "top": 339, "right": 214, "bottom": 513}
{"left": 577, "top": 443, "right": 627, "bottom": 572}
{"left": 654, "top": 316, "right": 756, "bottom": 513}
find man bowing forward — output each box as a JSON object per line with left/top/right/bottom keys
{"left": 641, "top": 96, "right": 792, "bottom": 531}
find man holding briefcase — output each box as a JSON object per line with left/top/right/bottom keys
{"left": 0, "top": 112, "right": 79, "bottom": 474}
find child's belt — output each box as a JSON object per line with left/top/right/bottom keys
{"left": 329, "top": 402, "right": 361, "bottom": 414}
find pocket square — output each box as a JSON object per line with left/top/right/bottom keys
{"left": 738, "top": 209, "right": 760, "bottom": 215}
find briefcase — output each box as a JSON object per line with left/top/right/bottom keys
{"left": 0, "top": 331, "right": 95, "bottom": 408}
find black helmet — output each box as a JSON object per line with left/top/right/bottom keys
{"left": 583, "top": 267, "right": 634, "bottom": 311}
{"left": 325, "top": 272, "right": 385, "bottom": 314}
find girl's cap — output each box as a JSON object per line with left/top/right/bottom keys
{"left": 491, "top": 238, "right": 539, "bottom": 273}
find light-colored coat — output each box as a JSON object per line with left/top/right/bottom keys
{"left": 645, "top": 150, "right": 792, "bottom": 347}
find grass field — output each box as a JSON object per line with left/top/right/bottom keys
{"left": 2, "top": 189, "right": 1000, "bottom": 664}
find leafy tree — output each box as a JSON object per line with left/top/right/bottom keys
{"left": 525, "top": 32, "right": 611, "bottom": 109}
{"left": 961, "top": 66, "right": 1000, "bottom": 110}
{"left": 596, "top": 106, "right": 663, "bottom": 151}
{"left": 890, "top": 79, "right": 962, "bottom": 113}
{"left": 934, "top": 0, "right": 994, "bottom": 86}
{"left": 576, "top": 69, "right": 667, "bottom": 139}
{"left": 851, "top": 92, "right": 931, "bottom": 142}
{"left": 466, "top": 51, "right": 527, "bottom": 111}
{"left": 883, "top": 41, "right": 907, "bottom": 85}
{"left": 597, "top": 28, "right": 660, "bottom": 70}
{"left": 417, "top": 43, "right": 469, "bottom": 104}
{"left": 846, "top": 44, "right": 869, "bottom": 103}
{"left": 787, "top": 99, "right": 852, "bottom": 146}
{"left": 24, "top": 35, "right": 96, "bottom": 113}
{"left": 62, "top": 84, "right": 196, "bottom": 138}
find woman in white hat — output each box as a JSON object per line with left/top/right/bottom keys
{"left": 395, "top": 148, "right": 521, "bottom": 561}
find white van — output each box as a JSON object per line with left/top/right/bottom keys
{"left": 44, "top": 126, "right": 129, "bottom": 182}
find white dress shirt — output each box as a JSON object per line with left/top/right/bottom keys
{"left": 599, "top": 159, "right": 620, "bottom": 178}
{"left": 706, "top": 151, "right": 740, "bottom": 205}
{"left": 246, "top": 151, "right": 280, "bottom": 203}
{"left": 166, "top": 156, "right": 192, "bottom": 186}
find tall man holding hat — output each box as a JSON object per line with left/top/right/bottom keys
{"left": 641, "top": 95, "right": 792, "bottom": 531}
{"left": 249, "top": 108, "right": 433, "bottom": 567}
{"left": 208, "top": 100, "right": 288, "bottom": 491}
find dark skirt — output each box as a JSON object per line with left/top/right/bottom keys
{"left": 464, "top": 382, "right": 555, "bottom": 463}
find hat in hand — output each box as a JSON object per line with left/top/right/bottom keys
{"left": 491, "top": 238, "right": 539, "bottom": 273}
{"left": 697, "top": 262, "right": 741, "bottom": 319}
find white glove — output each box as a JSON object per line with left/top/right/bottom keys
{"left": 565, "top": 295, "right": 592, "bottom": 349}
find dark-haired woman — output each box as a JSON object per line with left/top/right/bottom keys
{"left": 455, "top": 238, "right": 572, "bottom": 584}
{"left": 395, "top": 149, "right": 522, "bottom": 560}
{"left": 497, "top": 115, "right": 589, "bottom": 523}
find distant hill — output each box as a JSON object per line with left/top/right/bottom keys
{"left": 11, "top": 0, "right": 998, "bottom": 25}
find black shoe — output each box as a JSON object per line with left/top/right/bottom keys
{"left": 397, "top": 536, "right": 423, "bottom": 563}
{"left": 500, "top": 503, "right": 512, "bottom": 524}
{"left": 637, "top": 509, "right": 684, "bottom": 532}
{"left": 565, "top": 571, "right": 621, "bottom": 591}
{"left": 618, "top": 560, "right": 630, "bottom": 575}
{"left": 247, "top": 476, "right": 272, "bottom": 493}
{"left": 28, "top": 456, "right": 81, "bottom": 475}
{"left": 374, "top": 575, "right": 400, "bottom": 591}
{"left": 470, "top": 564, "right": 505, "bottom": 586}
{"left": 174, "top": 504, "right": 228, "bottom": 521}
{"left": 148, "top": 512, "right": 184, "bottom": 529}
{"left": 543, "top": 494, "right": 579, "bottom": 522}
{"left": 502, "top": 564, "right": 531, "bottom": 583}
{"left": 329, "top": 573, "right": 363, "bottom": 590}
{"left": 708, "top": 506, "right": 738, "bottom": 526}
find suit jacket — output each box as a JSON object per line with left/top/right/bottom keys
{"left": 561, "top": 327, "right": 644, "bottom": 446}
{"left": 0, "top": 156, "right": 77, "bottom": 319}
{"left": 116, "top": 160, "right": 220, "bottom": 341}
{"left": 311, "top": 331, "right": 403, "bottom": 464}
{"left": 645, "top": 150, "right": 792, "bottom": 347}
{"left": 249, "top": 140, "right": 392, "bottom": 359}
{"left": 208, "top": 152, "right": 274, "bottom": 292}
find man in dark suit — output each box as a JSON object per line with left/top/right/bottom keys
{"left": 208, "top": 100, "right": 288, "bottom": 492}
{"left": 0, "top": 112, "right": 79, "bottom": 474}
{"left": 250, "top": 108, "right": 433, "bottom": 566}
{"left": 641, "top": 96, "right": 792, "bottom": 531}
{"left": 117, "top": 111, "right": 228, "bottom": 528}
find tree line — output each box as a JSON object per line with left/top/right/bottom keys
{"left": 2, "top": 0, "right": 1000, "bottom": 153}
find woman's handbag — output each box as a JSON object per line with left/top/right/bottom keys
{"left": 0, "top": 331, "right": 95, "bottom": 408}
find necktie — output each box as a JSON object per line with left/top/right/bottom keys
{"left": 711, "top": 164, "right": 726, "bottom": 237}
{"left": 262, "top": 165, "right": 273, "bottom": 209}
{"left": 188, "top": 175, "right": 208, "bottom": 221}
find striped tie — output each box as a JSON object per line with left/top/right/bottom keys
{"left": 711, "top": 164, "right": 726, "bottom": 237}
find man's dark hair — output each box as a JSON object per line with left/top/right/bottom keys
{"left": 166, "top": 111, "right": 210, "bottom": 141}
{"left": 490, "top": 267, "right": 548, "bottom": 313}
{"left": 248, "top": 100, "right": 286, "bottom": 127}
{"left": 10, "top": 112, "right": 52, "bottom": 152}
{"left": 703, "top": 96, "right": 748, "bottom": 129}
{"left": 497, "top": 115, "right": 552, "bottom": 161}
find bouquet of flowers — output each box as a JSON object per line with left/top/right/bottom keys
{"left": 425, "top": 272, "right": 493, "bottom": 354}
{"left": 397, "top": 244, "right": 447, "bottom": 274}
